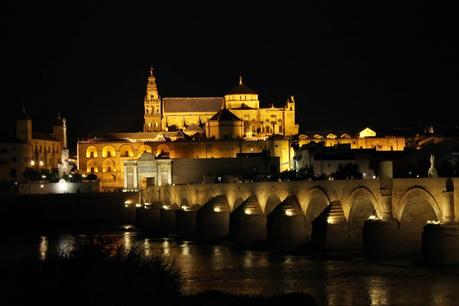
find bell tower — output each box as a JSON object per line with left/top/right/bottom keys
{"left": 144, "top": 67, "right": 162, "bottom": 132}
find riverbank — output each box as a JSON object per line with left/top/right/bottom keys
{"left": 2, "top": 231, "right": 459, "bottom": 305}
{"left": 0, "top": 238, "right": 316, "bottom": 306}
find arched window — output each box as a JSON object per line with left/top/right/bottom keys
{"left": 119, "top": 145, "right": 134, "bottom": 157}
{"left": 137, "top": 144, "right": 152, "bottom": 157}
{"left": 86, "top": 159, "right": 98, "bottom": 173}
{"left": 102, "top": 146, "right": 116, "bottom": 158}
{"left": 86, "top": 146, "right": 98, "bottom": 158}
{"left": 102, "top": 159, "right": 116, "bottom": 173}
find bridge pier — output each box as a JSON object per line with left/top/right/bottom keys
{"left": 268, "top": 196, "right": 305, "bottom": 250}
{"left": 176, "top": 205, "right": 199, "bottom": 239}
{"left": 422, "top": 190, "right": 459, "bottom": 264}
{"left": 363, "top": 161, "right": 401, "bottom": 256}
{"left": 160, "top": 205, "right": 177, "bottom": 236}
{"left": 363, "top": 195, "right": 400, "bottom": 256}
{"left": 311, "top": 201, "right": 349, "bottom": 250}
{"left": 363, "top": 218, "right": 400, "bottom": 257}
{"left": 136, "top": 203, "right": 161, "bottom": 234}
{"left": 197, "top": 196, "right": 230, "bottom": 240}
{"left": 230, "top": 196, "right": 266, "bottom": 246}
{"left": 422, "top": 223, "right": 459, "bottom": 265}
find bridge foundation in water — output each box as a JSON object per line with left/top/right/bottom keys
{"left": 363, "top": 218, "right": 400, "bottom": 257}
{"left": 132, "top": 177, "right": 459, "bottom": 262}
{"left": 422, "top": 223, "right": 459, "bottom": 265}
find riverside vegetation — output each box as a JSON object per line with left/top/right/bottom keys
{"left": 0, "top": 237, "right": 315, "bottom": 306}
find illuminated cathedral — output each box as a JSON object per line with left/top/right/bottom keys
{"left": 143, "top": 68, "right": 299, "bottom": 138}
{"left": 77, "top": 69, "right": 299, "bottom": 190}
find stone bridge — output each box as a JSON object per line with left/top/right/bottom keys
{"left": 139, "top": 177, "right": 458, "bottom": 256}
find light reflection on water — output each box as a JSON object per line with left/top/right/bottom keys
{"left": 3, "top": 231, "right": 459, "bottom": 306}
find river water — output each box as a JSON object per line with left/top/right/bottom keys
{"left": 2, "top": 230, "right": 459, "bottom": 306}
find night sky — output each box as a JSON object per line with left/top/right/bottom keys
{"left": 1, "top": 1, "right": 458, "bottom": 151}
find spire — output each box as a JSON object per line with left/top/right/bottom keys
{"left": 146, "top": 67, "right": 159, "bottom": 100}
{"left": 17, "top": 105, "right": 31, "bottom": 120}
{"left": 239, "top": 73, "right": 243, "bottom": 85}
{"left": 54, "top": 112, "right": 64, "bottom": 126}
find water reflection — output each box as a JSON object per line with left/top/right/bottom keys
{"left": 123, "top": 232, "right": 132, "bottom": 251}
{"left": 182, "top": 241, "right": 190, "bottom": 256}
{"left": 6, "top": 232, "right": 459, "bottom": 306}
{"left": 162, "top": 238, "right": 170, "bottom": 256}
{"left": 143, "top": 238, "right": 151, "bottom": 257}
{"left": 367, "top": 276, "right": 390, "bottom": 305}
{"left": 56, "top": 234, "right": 75, "bottom": 257}
{"left": 38, "top": 236, "right": 48, "bottom": 261}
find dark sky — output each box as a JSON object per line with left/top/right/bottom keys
{"left": 1, "top": 1, "right": 458, "bottom": 151}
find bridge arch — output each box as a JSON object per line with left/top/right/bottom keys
{"left": 263, "top": 194, "right": 282, "bottom": 215}
{"left": 397, "top": 186, "right": 442, "bottom": 254}
{"left": 303, "top": 187, "right": 331, "bottom": 241}
{"left": 346, "top": 186, "right": 380, "bottom": 246}
{"left": 197, "top": 195, "right": 231, "bottom": 239}
{"left": 231, "top": 196, "right": 245, "bottom": 211}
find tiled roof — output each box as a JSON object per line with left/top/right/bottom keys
{"left": 209, "top": 109, "right": 241, "bottom": 121}
{"left": 32, "top": 132, "right": 59, "bottom": 142}
{"left": 0, "top": 136, "right": 24, "bottom": 143}
{"left": 227, "top": 84, "right": 257, "bottom": 95}
{"left": 163, "top": 97, "right": 224, "bottom": 113}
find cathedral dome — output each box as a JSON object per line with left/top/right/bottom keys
{"left": 209, "top": 109, "right": 241, "bottom": 121}
{"left": 227, "top": 83, "right": 257, "bottom": 95}
{"left": 226, "top": 75, "right": 257, "bottom": 95}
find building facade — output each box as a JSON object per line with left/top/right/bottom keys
{"left": 0, "top": 108, "right": 69, "bottom": 184}
{"left": 77, "top": 69, "right": 299, "bottom": 190}
{"left": 297, "top": 127, "right": 406, "bottom": 151}
{"left": 78, "top": 136, "right": 293, "bottom": 191}
{"left": 144, "top": 69, "right": 299, "bottom": 138}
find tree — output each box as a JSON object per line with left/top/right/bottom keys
{"left": 332, "top": 163, "right": 363, "bottom": 180}
{"left": 23, "top": 167, "right": 41, "bottom": 181}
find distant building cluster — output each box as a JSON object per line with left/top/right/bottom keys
{"left": 0, "top": 108, "right": 69, "bottom": 185}
{"left": 3, "top": 68, "right": 458, "bottom": 193}
{"left": 77, "top": 69, "right": 298, "bottom": 190}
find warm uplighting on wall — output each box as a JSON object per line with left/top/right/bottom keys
{"left": 426, "top": 220, "right": 440, "bottom": 224}
{"left": 359, "top": 127, "right": 377, "bottom": 138}
{"left": 244, "top": 208, "right": 256, "bottom": 215}
{"left": 182, "top": 205, "right": 192, "bottom": 211}
{"left": 39, "top": 160, "right": 44, "bottom": 166}
{"left": 326, "top": 216, "right": 341, "bottom": 224}
{"left": 30, "top": 160, "right": 35, "bottom": 166}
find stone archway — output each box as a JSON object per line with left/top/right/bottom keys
{"left": 398, "top": 187, "right": 442, "bottom": 254}
{"left": 304, "top": 187, "right": 331, "bottom": 241}
{"left": 263, "top": 195, "right": 282, "bottom": 215}
{"left": 232, "top": 196, "right": 245, "bottom": 211}
{"left": 347, "top": 187, "right": 379, "bottom": 247}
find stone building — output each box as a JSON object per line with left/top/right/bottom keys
{"left": 78, "top": 69, "right": 298, "bottom": 190}
{"left": 297, "top": 127, "right": 406, "bottom": 151}
{"left": 144, "top": 69, "right": 299, "bottom": 138}
{"left": 78, "top": 136, "right": 292, "bottom": 191}
{"left": 0, "top": 108, "right": 69, "bottom": 184}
